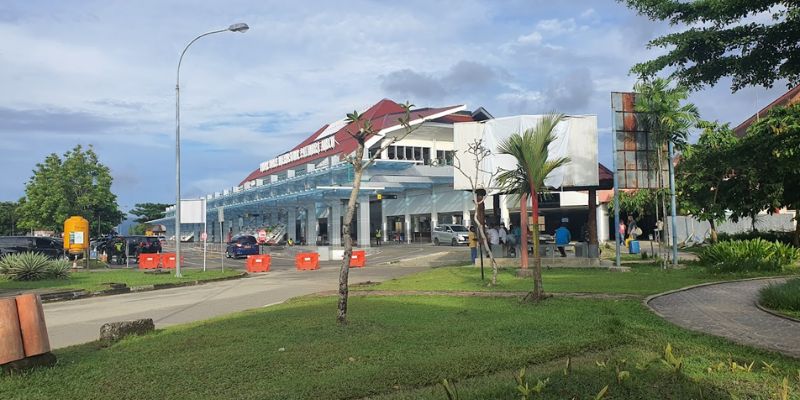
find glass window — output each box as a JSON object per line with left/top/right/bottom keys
{"left": 445, "top": 151, "right": 454, "bottom": 166}
{"left": 423, "top": 148, "right": 430, "bottom": 164}
{"left": 388, "top": 146, "right": 395, "bottom": 159}
{"left": 413, "top": 147, "right": 421, "bottom": 161}
{"left": 397, "top": 146, "right": 405, "bottom": 160}
{"left": 405, "top": 147, "right": 413, "bottom": 160}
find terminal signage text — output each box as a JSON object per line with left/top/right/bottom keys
{"left": 259, "top": 136, "right": 337, "bottom": 172}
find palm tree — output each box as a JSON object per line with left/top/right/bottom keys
{"left": 497, "top": 114, "right": 570, "bottom": 301}
{"left": 633, "top": 78, "right": 699, "bottom": 265}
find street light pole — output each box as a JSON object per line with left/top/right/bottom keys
{"left": 175, "top": 23, "right": 249, "bottom": 278}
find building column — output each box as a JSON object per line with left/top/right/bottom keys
{"left": 404, "top": 193, "right": 411, "bottom": 244}
{"left": 330, "top": 201, "right": 342, "bottom": 247}
{"left": 305, "top": 204, "right": 317, "bottom": 245}
{"left": 381, "top": 200, "right": 388, "bottom": 243}
{"left": 287, "top": 207, "right": 297, "bottom": 242}
{"left": 431, "top": 185, "right": 438, "bottom": 230}
{"left": 492, "top": 194, "right": 501, "bottom": 225}
{"left": 598, "top": 204, "right": 610, "bottom": 243}
{"left": 588, "top": 189, "right": 599, "bottom": 258}
{"left": 500, "top": 194, "right": 510, "bottom": 228}
{"left": 462, "top": 191, "right": 471, "bottom": 227}
{"left": 357, "top": 197, "right": 371, "bottom": 247}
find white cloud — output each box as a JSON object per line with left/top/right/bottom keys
{"left": 536, "top": 18, "right": 577, "bottom": 34}
{"left": 516, "top": 31, "right": 543, "bottom": 45}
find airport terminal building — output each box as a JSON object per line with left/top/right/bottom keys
{"left": 154, "top": 99, "right": 611, "bottom": 247}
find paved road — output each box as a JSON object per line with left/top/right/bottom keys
{"left": 649, "top": 278, "right": 800, "bottom": 358}
{"left": 44, "top": 245, "right": 467, "bottom": 349}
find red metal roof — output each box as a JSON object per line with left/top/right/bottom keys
{"left": 733, "top": 85, "right": 800, "bottom": 137}
{"left": 239, "top": 99, "right": 469, "bottom": 185}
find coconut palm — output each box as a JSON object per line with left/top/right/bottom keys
{"left": 497, "top": 114, "right": 570, "bottom": 301}
{"left": 633, "top": 77, "right": 699, "bottom": 264}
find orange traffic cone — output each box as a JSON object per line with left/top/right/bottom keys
{"left": 15, "top": 294, "right": 51, "bottom": 357}
{"left": 0, "top": 297, "right": 25, "bottom": 365}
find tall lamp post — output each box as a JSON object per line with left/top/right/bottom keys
{"left": 175, "top": 22, "right": 249, "bottom": 277}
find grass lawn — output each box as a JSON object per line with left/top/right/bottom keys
{"left": 759, "top": 278, "right": 800, "bottom": 320}
{"left": 0, "top": 269, "right": 242, "bottom": 293}
{"left": 360, "top": 263, "right": 800, "bottom": 296}
{"left": 1, "top": 295, "right": 798, "bottom": 399}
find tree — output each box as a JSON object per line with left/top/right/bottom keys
{"left": 336, "top": 104, "right": 423, "bottom": 325}
{"left": 128, "top": 203, "right": 169, "bottom": 235}
{"left": 607, "top": 189, "right": 660, "bottom": 219}
{"left": 17, "top": 145, "right": 124, "bottom": 235}
{"left": 622, "top": 0, "right": 800, "bottom": 91}
{"left": 742, "top": 103, "right": 800, "bottom": 245}
{"left": 452, "top": 139, "right": 501, "bottom": 285}
{"left": 634, "top": 77, "right": 699, "bottom": 263}
{"left": 497, "top": 114, "right": 570, "bottom": 301}
{"left": 130, "top": 203, "right": 170, "bottom": 224}
{"left": 676, "top": 121, "right": 738, "bottom": 243}
{"left": 0, "top": 201, "right": 21, "bottom": 236}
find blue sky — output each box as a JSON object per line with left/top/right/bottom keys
{"left": 0, "top": 0, "right": 790, "bottom": 214}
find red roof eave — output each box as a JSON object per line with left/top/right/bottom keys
{"left": 238, "top": 100, "right": 468, "bottom": 186}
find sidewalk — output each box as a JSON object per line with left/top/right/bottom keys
{"left": 648, "top": 278, "right": 800, "bottom": 358}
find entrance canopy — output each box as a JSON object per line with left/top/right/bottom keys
{"left": 453, "top": 115, "right": 599, "bottom": 193}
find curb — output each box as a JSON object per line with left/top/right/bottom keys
{"left": 39, "top": 272, "right": 248, "bottom": 304}
{"left": 754, "top": 301, "right": 800, "bottom": 323}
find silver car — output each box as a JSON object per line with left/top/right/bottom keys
{"left": 432, "top": 224, "right": 469, "bottom": 246}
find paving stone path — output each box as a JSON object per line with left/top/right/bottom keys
{"left": 649, "top": 278, "right": 800, "bottom": 358}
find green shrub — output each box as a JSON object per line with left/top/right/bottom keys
{"left": 0, "top": 252, "right": 72, "bottom": 281}
{"left": 0, "top": 252, "right": 52, "bottom": 281}
{"left": 698, "top": 239, "right": 800, "bottom": 273}
{"left": 717, "top": 231, "right": 795, "bottom": 247}
{"left": 47, "top": 259, "right": 72, "bottom": 279}
{"left": 759, "top": 278, "right": 800, "bottom": 313}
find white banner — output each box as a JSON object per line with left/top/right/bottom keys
{"left": 453, "top": 115, "right": 599, "bottom": 192}
{"left": 180, "top": 199, "right": 206, "bottom": 224}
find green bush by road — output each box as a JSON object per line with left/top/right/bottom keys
{"left": 0, "top": 269, "right": 241, "bottom": 293}
{"left": 699, "top": 239, "right": 800, "bottom": 273}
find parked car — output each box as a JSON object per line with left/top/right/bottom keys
{"left": 432, "top": 224, "right": 469, "bottom": 246}
{"left": 225, "top": 235, "right": 259, "bottom": 259}
{"left": 0, "top": 236, "right": 66, "bottom": 259}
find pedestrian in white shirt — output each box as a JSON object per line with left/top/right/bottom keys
{"left": 487, "top": 225, "right": 501, "bottom": 258}
{"left": 498, "top": 225, "right": 508, "bottom": 257}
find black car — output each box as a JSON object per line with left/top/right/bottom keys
{"left": 120, "top": 236, "right": 162, "bottom": 258}
{"left": 0, "top": 236, "right": 66, "bottom": 259}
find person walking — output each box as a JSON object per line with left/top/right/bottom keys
{"left": 554, "top": 221, "right": 571, "bottom": 257}
{"left": 374, "top": 228, "right": 382, "bottom": 246}
{"left": 627, "top": 215, "right": 640, "bottom": 240}
{"left": 618, "top": 221, "right": 626, "bottom": 246}
{"left": 468, "top": 226, "right": 478, "bottom": 264}
{"left": 487, "top": 224, "right": 501, "bottom": 258}
{"left": 498, "top": 224, "right": 508, "bottom": 257}
{"left": 506, "top": 224, "right": 517, "bottom": 258}
{"left": 510, "top": 223, "right": 522, "bottom": 258}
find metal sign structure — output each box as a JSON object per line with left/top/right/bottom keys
{"left": 610, "top": 92, "right": 677, "bottom": 267}
{"left": 611, "top": 92, "right": 666, "bottom": 189}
